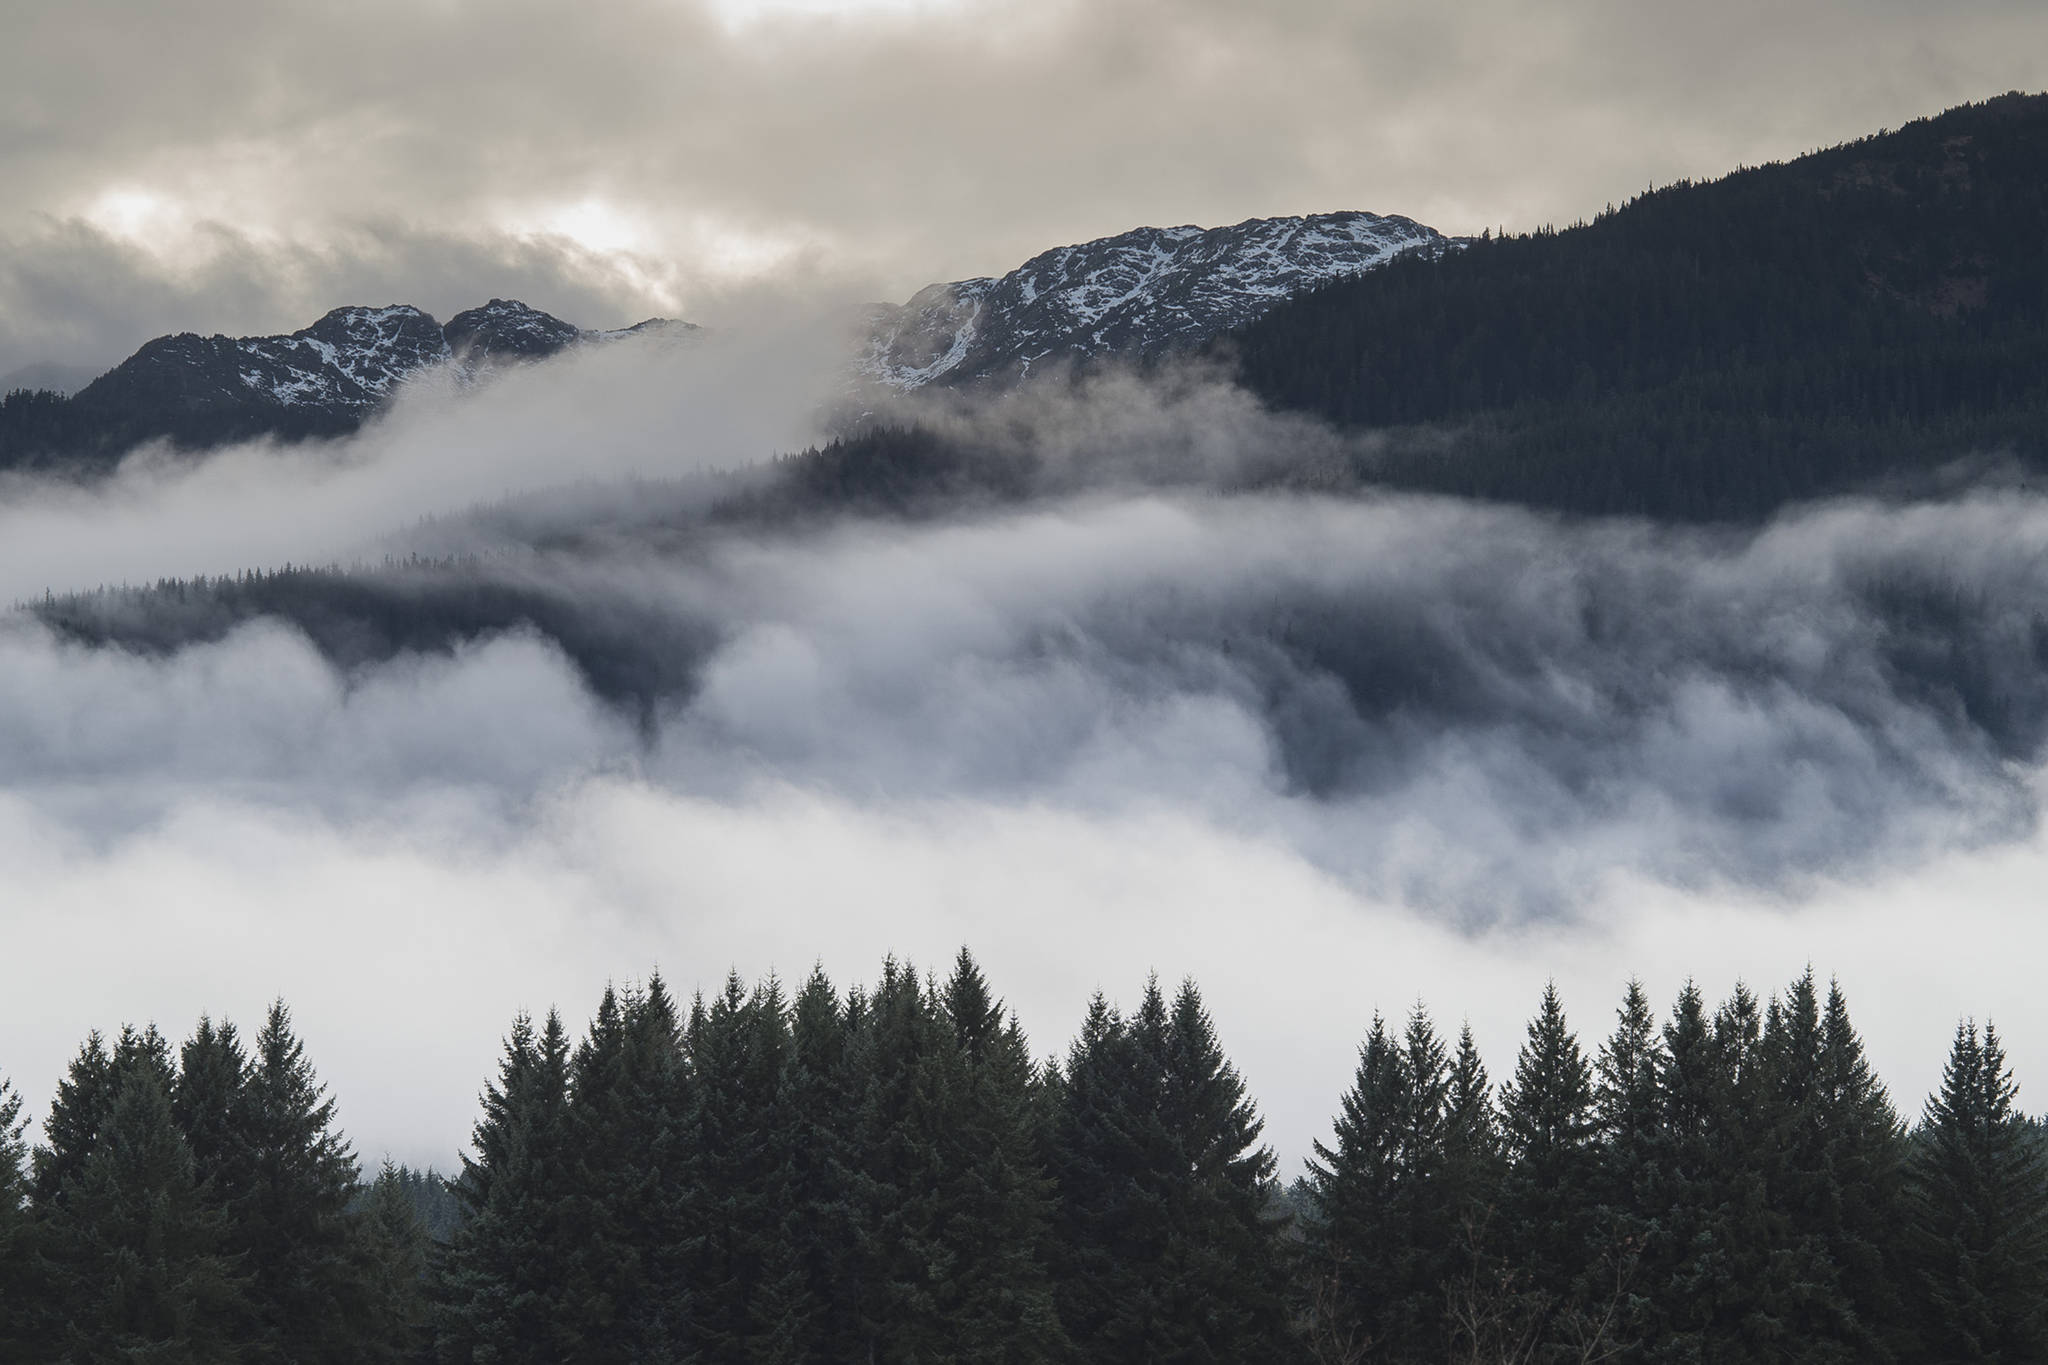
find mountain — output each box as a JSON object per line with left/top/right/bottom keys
{"left": 862, "top": 210, "right": 1452, "bottom": 389}
{"left": 0, "top": 299, "right": 695, "bottom": 471}
{"left": 1227, "top": 92, "right": 2048, "bottom": 520}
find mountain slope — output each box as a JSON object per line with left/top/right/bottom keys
{"left": 863, "top": 211, "right": 1452, "bottom": 389}
{"left": 1229, "top": 92, "right": 2048, "bottom": 520}
{"left": 0, "top": 299, "right": 693, "bottom": 470}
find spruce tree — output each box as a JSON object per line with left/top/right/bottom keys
{"left": 1155, "top": 977, "right": 1289, "bottom": 1362}
{"left": 1046, "top": 991, "right": 1138, "bottom": 1359}
{"left": 589, "top": 975, "right": 696, "bottom": 1360}
{"left": 1815, "top": 979, "right": 1909, "bottom": 1357}
{"left": 1756, "top": 970, "right": 1901, "bottom": 1362}
{"left": 1050, "top": 974, "right": 1286, "bottom": 1363}
{"left": 234, "top": 1000, "right": 366, "bottom": 1364}
{"left": 757, "top": 964, "right": 858, "bottom": 1363}
{"left": 1443, "top": 1021, "right": 1502, "bottom": 1219}
{"left": 1641, "top": 982, "right": 1719, "bottom": 1362}
{"left": 437, "top": 1009, "right": 580, "bottom": 1364}
{"left": 41, "top": 1059, "right": 245, "bottom": 1363}
{"left": 842, "top": 957, "right": 957, "bottom": 1361}
{"left": 560, "top": 982, "right": 643, "bottom": 1363}
{"left": 928, "top": 950, "right": 1068, "bottom": 1364}
{"left": 1306, "top": 1010, "right": 1427, "bottom": 1362}
{"left": 1708, "top": 981, "right": 1789, "bottom": 1360}
{"left": 32, "top": 1030, "right": 114, "bottom": 1209}
{"left": 357, "top": 1161, "right": 432, "bottom": 1363}
{"left": 1589, "top": 979, "right": 1664, "bottom": 1359}
{"left": 1496, "top": 982, "right": 1599, "bottom": 1326}
{"left": 683, "top": 971, "right": 794, "bottom": 1361}
{"left": 173, "top": 1015, "right": 254, "bottom": 1211}
{"left": 0, "top": 1072, "right": 41, "bottom": 1358}
{"left": 1905, "top": 1019, "right": 2048, "bottom": 1360}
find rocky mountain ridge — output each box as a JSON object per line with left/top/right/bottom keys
{"left": 0, "top": 210, "right": 1451, "bottom": 469}
{"left": 0, "top": 299, "right": 695, "bottom": 468}
{"left": 862, "top": 210, "right": 1455, "bottom": 389}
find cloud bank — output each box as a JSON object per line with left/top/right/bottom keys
{"left": 4, "top": 327, "right": 2048, "bottom": 1176}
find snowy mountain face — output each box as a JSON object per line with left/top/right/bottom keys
{"left": 53, "top": 301, "right": 695, "bottom": 453}
{"left": 862, "top": 211, "right": 1455, "bottom": 390}
{"left": 223, "top": 305, "right": 455, "bottom": 411}
{"left": 8, "top": 210, "right": 1444, "bottom": 469}
{"left": 443, "top": 299, "right": 586, "bottom": 362}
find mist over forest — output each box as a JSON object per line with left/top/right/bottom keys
{"left": 4, "top": 71, "right": 2048, "bottom": 1362}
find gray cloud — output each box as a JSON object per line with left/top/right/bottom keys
{"left": 4, "top": 0, "right": 2044, "bottom": 373}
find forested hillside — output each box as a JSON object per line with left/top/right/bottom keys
{"left": 4, "top": 955, "right": 2047, "bottom": 1361}
{"left": 1231, "top": 93, "right": 2048, "bottom": 520}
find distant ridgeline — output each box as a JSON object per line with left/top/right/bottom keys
{"left": 6, "top": 93, "right": 2043, "bottom": 516}
{"left": 1229, "top": 92, "right": 2048, "bottom": 520}
{"left": 0, "top": 300, "right": 692, "bottom": 472}
{"left": 4, "top": 955, "right": 2048, "bottom": 1361}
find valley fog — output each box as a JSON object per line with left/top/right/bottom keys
{"left": 2, "top": 339, "right": 2045, "bottom": 1170}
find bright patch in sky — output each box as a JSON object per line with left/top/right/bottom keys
{"left": 82, "top": 187, "right": 184, "bottom": 245}
{"left": 703, "top": 0, "right": 971, "bottom": 27}
{"left": 541, "top": 199, "right": 649, "bottom": 255}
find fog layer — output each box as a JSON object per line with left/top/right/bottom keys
{"left": 5, "top": 344, "right": 2047, "bottom": 1171}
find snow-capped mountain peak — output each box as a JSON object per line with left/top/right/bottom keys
{"left": 863, "top": 210, "right": 1455, "bottom": 390}
{"left": 22, "top": 301, "right": 699, "bottom": 463}
{"left": 443, "top": 299, "right": 586, "bottom": 360}
{"left": 231, "top": 304, "right": 453, "bottom": 410}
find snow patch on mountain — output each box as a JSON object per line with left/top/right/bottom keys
{"left": 233, "top": 305, "right": 452, "bottom": 409}
{"left": 862, "top": 211, "right": 1455, "bottom": 390}
{"left": 214, "top": 301, "right": 697, "bottom": 410}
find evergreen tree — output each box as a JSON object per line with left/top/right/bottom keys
{"left": 1707, "top": 981, "right": 1789, "bottom": 1360}
{"left": 173, "top": 1015, "right": 254, "bottom": 1212}
{"left": 1815, "top": 979, "right": 1909, "bottom": 1357}
{"left": 233, "top": 1000, "right": 366, "bottom": 1364}
{"left": 839, "top": 957, "right": 968, "bottom": 1361}
{"left": 1754, "top": 970, "right": 1901, "bottom": 1362}
{"left": 1495, "top": 983, "right": 1600, "bottom": 1354}
{"left": 757, "top": 964, "right": 858, "bottom": 1363}
{"left": 1588, "top": 980, "right": 1664, "bottom": 1360}
{"left": 357, "top": 1160, "right": 433, "bottom": 1363}
{"left": 1443, "top": 1021, "right": 1502, "bottom": 1216}
{"left": 32, "top": 1029, "right": 115, "bottom": 1210}
{"left": 1905, "top": 1019, "right": 2048, "bottom": 1360}
{"left": 41, "top": 1060, "right": 245, "bottom": 1362}
{"left": 1155, "top": 977, "right": 1289, "bottom": 1362}
{"left": 1046, "top": 990, "right": 1136, "bottom": 1359}
{"left": 559, "top": 982, "right": 642, "bottom": 1362}
{"left": 0, "top": 1072, "right": 41, "bottom": 1358}
{"left": 114, "top": 1022, "right": 180, "bottom": 1095}
{"left": 1641, "top": 982, "right": 1720, "bottom": 1363}
{"left": 928, "top": 950, "right": 1068, "bottom": 1364}
{"left": 569, "top": 974, "right": 697, "bottom": 1361}
{"left": 684, "top": 971, "right": 795, "bottom": 1361}
{"left": 1050, "top": 974, "right": 1286, "bottom": 1364}
{"left": 1306, "top": 1010, "right": 1430, "bottom": 1362}
{"left": 437, "top": 1009, "right": 580, "bottom": 1364}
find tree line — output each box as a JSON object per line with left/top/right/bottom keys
{"left": 2, "top": 955, "right": 2044, "bottom": 1362}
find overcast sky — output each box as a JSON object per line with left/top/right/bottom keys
{"left": 4, "top": 0, "right": 2045, "bottom": 375}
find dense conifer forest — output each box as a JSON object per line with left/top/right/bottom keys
{"left": 1230, "top": 93, "right": 2048, "bottom": 520}
{"left": 4, "top": 953, "right": 2046, "bottom": 1361}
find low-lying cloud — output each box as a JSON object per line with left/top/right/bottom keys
{"left": 5, "top": 345, "right": 2048, "bottom": 1174}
